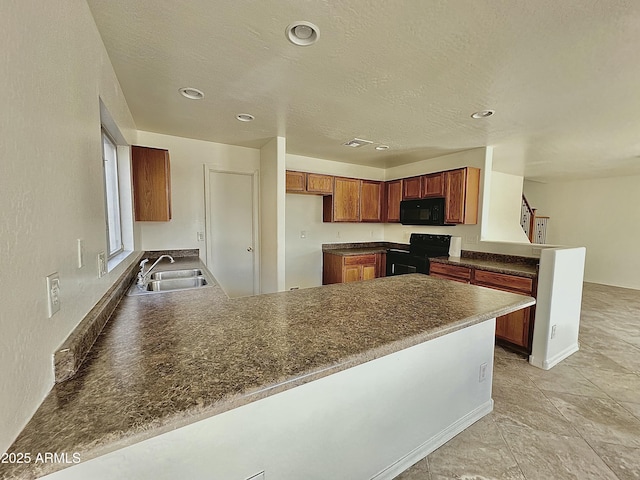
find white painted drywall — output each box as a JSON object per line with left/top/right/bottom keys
{"left": 484, "top": 172, "right": 531, "bottom": 243}
{"left": 530, "top": 247, "right": 586, "bottom": 369}
{"left": 285, "top": 155, "right": 386, "bottom": 289}
{"left": 41, "top": 319, "right": 496, "bottom": 480}
{"left": 524, "top": 176, "right": 640, "bottom": 289}
{"left": 0, "top": 0, "right": 137, "bottom": 453}
{"left": 260, "top": 137, "right": 286, "bottom": 293}
{"left": 135, "top": 131, "right": 261, "bottom": 260}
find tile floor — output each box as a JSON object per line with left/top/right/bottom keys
{"left": 395, "top": 282, "right": 640, "bottom": 480}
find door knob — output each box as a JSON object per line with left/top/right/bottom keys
{"left": 247, "top": 246, "right": 253, "bottom": 252}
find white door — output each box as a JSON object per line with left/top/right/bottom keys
{"left": 205, "top": 169, "right": 257, "bottom": 297}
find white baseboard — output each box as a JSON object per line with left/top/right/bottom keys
{"left": 371, "top": 399, "right": 494, "bottom": 480}
{"left": 529, "top": 343, "right": 580, "bottom": 370}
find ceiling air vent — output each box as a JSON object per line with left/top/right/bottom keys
{"left": 343, "top": 138, "right": 374, "bottom": 148}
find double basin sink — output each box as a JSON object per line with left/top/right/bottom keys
{"left": 127, "top": 268, "right": 212, "bottom": 296}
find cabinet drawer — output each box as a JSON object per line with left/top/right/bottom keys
{"left": 472, "top": 270, "right": 533, "bottom": 294}
{"left": 429, "top": 263, "right": 471, "bottom": 281}
{"left": 344, "top": 254, "right": 377, "bottom": 266}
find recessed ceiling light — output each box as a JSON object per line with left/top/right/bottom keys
{"left": 236, "top": 113, "right": 255, "bottom": 122}
{"left": 343, "top": 138, "right": 374, "bottom": 148}
{"left": 286, "top": 21, "right": 320, "bottom": 46}
{"left": 471, "top": 110, "right": 494, "bottom": 119}
{"left": 375, "top": 145, "right": 390, "bottom": 151}
{"left": 179, "top": 87, "right": 205, "bottom": 100}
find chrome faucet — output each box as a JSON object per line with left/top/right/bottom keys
{"left": 136, "top": 255, "right": 175, "bottom": 287}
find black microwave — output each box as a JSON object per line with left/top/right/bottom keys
{"left": 400, "top": 198, "right": 449, "bottom": 226}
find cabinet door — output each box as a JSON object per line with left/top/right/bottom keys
{"left": 444, "top": 169, "right": 466, "bottom": 224}
{"left": 496, "top": 307, "right": 531, "bottom": 347}
{"left": 422, "top": 173, "right": 444, "bottom": 197}
{"left": 132, "top": 146, "right": 171, "bottom": 221}
{"left": 385, "top": 180, "right": 402, "bottom": 223}
{"left": 343, "top": 265, "right": 361, "bottom": 282}
{"left": 286, "top": 171, "right": 306, "bottom": 192}
{"left": 444, "top": 167, "right": 480, "bottom": 224}
{"left": 402, "top": 176, "right": 423, "bottom": 200}
{"left": 360, "top": 180, "right": 383, "bottom": 222}
{"left": 332, "top": 177, "right": 360, "bottom": 222}
{"left": 307, "top": 173, "right": 333, "bottom": 194}
{"left": 362, "top": 264, "right": 376, "bottom": 280}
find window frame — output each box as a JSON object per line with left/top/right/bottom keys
{"left": 101, "top": 127, "right": 124, "bottom": 259}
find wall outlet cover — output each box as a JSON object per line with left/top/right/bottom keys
{"left": 97, "top": 252, "right": 107, "bottom": 278}
{"left": 46, "top": 273, "right": 61, "bottom": 318}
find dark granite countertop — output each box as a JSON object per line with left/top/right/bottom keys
{"left": 2, "top": 257, "right": 534, "bottom": 479}
{"left": 322, "top": 242, "right": 409, "bottom": 256}
{"left": 430, "top": 252, "right": 539, "bottom": 279}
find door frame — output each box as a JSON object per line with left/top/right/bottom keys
{"left": 203, "top": 165, "right": 261, "bottom": 295}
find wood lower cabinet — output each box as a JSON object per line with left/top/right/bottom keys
{"left": 444, "top": 167, "right": 480, "bottom": 224}
{"left": 131, "top": 145, "right": 172, "bottom": 221}
{"left": 422, "top": 172, "right": 444, "bottom": 197}
{"left": 494, "top": 307, "right": 532, "bottom": 347}
{"left": 323, "top": 177, "right": 360, "bottom": 222}
{"left": 429, "top": 263, "right": 472, "bottom": 283}
{"left": 385, "top": 180, "right": 402, "bottom": 223}
{"left": 323, "top": 252, "right": 385, "bottom": 284}
{"left": 360, "top": 180, "right": 384, "bottom": 222}
{"left": 430, "top": 262, "right": 536, "bottom": 352}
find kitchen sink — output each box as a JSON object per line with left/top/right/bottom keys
{"left": 149, "top": 269, "right": 202, "bottom": 280}
{"left": 127, "top": 271, "right": 212, "bottom": 296}
{"left": 146, "top": 276, "right": 208, "bottom": 291}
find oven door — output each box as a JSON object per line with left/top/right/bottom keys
{"left": 386, "top": 250, "right": 429, "bottom": 276}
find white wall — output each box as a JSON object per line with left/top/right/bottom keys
{"left": 260, "top": 137, "right": 286, "bottom": 293}
{"left": 41, "top": 320, "right": 495, "bottom": 480}
{"left": 524, "top": 176, "right": 640, "bottom": 289}
{"left": 135, "top": 131, "right": 261, "bottom": 260}
{"left": 530, "top": 247, "right": 586, "bottom": 370}
{"left": 0, "top": 0, "right": 137, "bottom": 453}
{"left": 484, "top": 172, "right": 530, "bottom": 243}
{"left": 285, "top": 155, "right": 386, "bottom": 289}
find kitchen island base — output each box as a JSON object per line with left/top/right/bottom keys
{"left": 41, "top": 319, "right": 496, "bottom": 480}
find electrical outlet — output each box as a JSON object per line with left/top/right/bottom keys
{"left": 551, "top": 324, "right": 557, "bottom": 339}
{"left": 46, "top": 273, "right": 61, "bottom": 318}
{"left": 532, "top": 247, "right": 542, "bottom": 255}
{"left": 465, "top": 235, "right": 479, "bottom": 245}
{"left": 197, "top": 231, "right": 205, "bottom": 242}
{"left": 336, "top": 231, "right": 341, "bottom": 239}
{"left": 479, "top": 362, "right": 488, "bottom": 382}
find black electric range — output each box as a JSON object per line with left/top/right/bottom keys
{"left": 386, "top": 233, "right": 451, "bottom": 276}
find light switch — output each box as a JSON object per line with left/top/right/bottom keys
{"left": 46, "top": 273, "right": 60, "bottom": 318}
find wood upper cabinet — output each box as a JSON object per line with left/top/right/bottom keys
{"left": 444, "top": 167, "right": 480, "bottom": 224}
{"left": 286, "top": 171, "right": 306, "bottom": 192}
{"left": 306, "top": 173, "right": 333, "bottom": 194}
{"left": 402, "top": 176, "right": 423, "bottom": 200}
{"left": 422, "top": 172, "right": 444, "bottom": 197}
{"left": 323, "top": 177, "right": 360, "bottom": 222}
{"left": 360, "top": 180, "right": 384, "bottom": 222}
{"left": 323, "top": 252, "right": 385, "bottom": 284}
{"left": 286, "top": 171, "right": 334, "bottom": 194}
{"left": 131, "top": 145, "right": 171, "bottom": 221}
{"left": 385, "top": 180, "right": 402, "bottom": 223}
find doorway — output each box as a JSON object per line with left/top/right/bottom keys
{"left": 204, "top": 167, "right": 259, "bottom": 297}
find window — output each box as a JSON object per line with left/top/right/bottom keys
{"left": 102, "top": 129, "right": 123, "bottom": 257}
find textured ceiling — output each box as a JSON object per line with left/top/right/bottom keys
{"left": 86, "top": 0, "right": 640, "bottom": 182}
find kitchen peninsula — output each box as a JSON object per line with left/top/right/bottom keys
{"left": 2, "top": 256, "right": 534, "bottom": 480}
